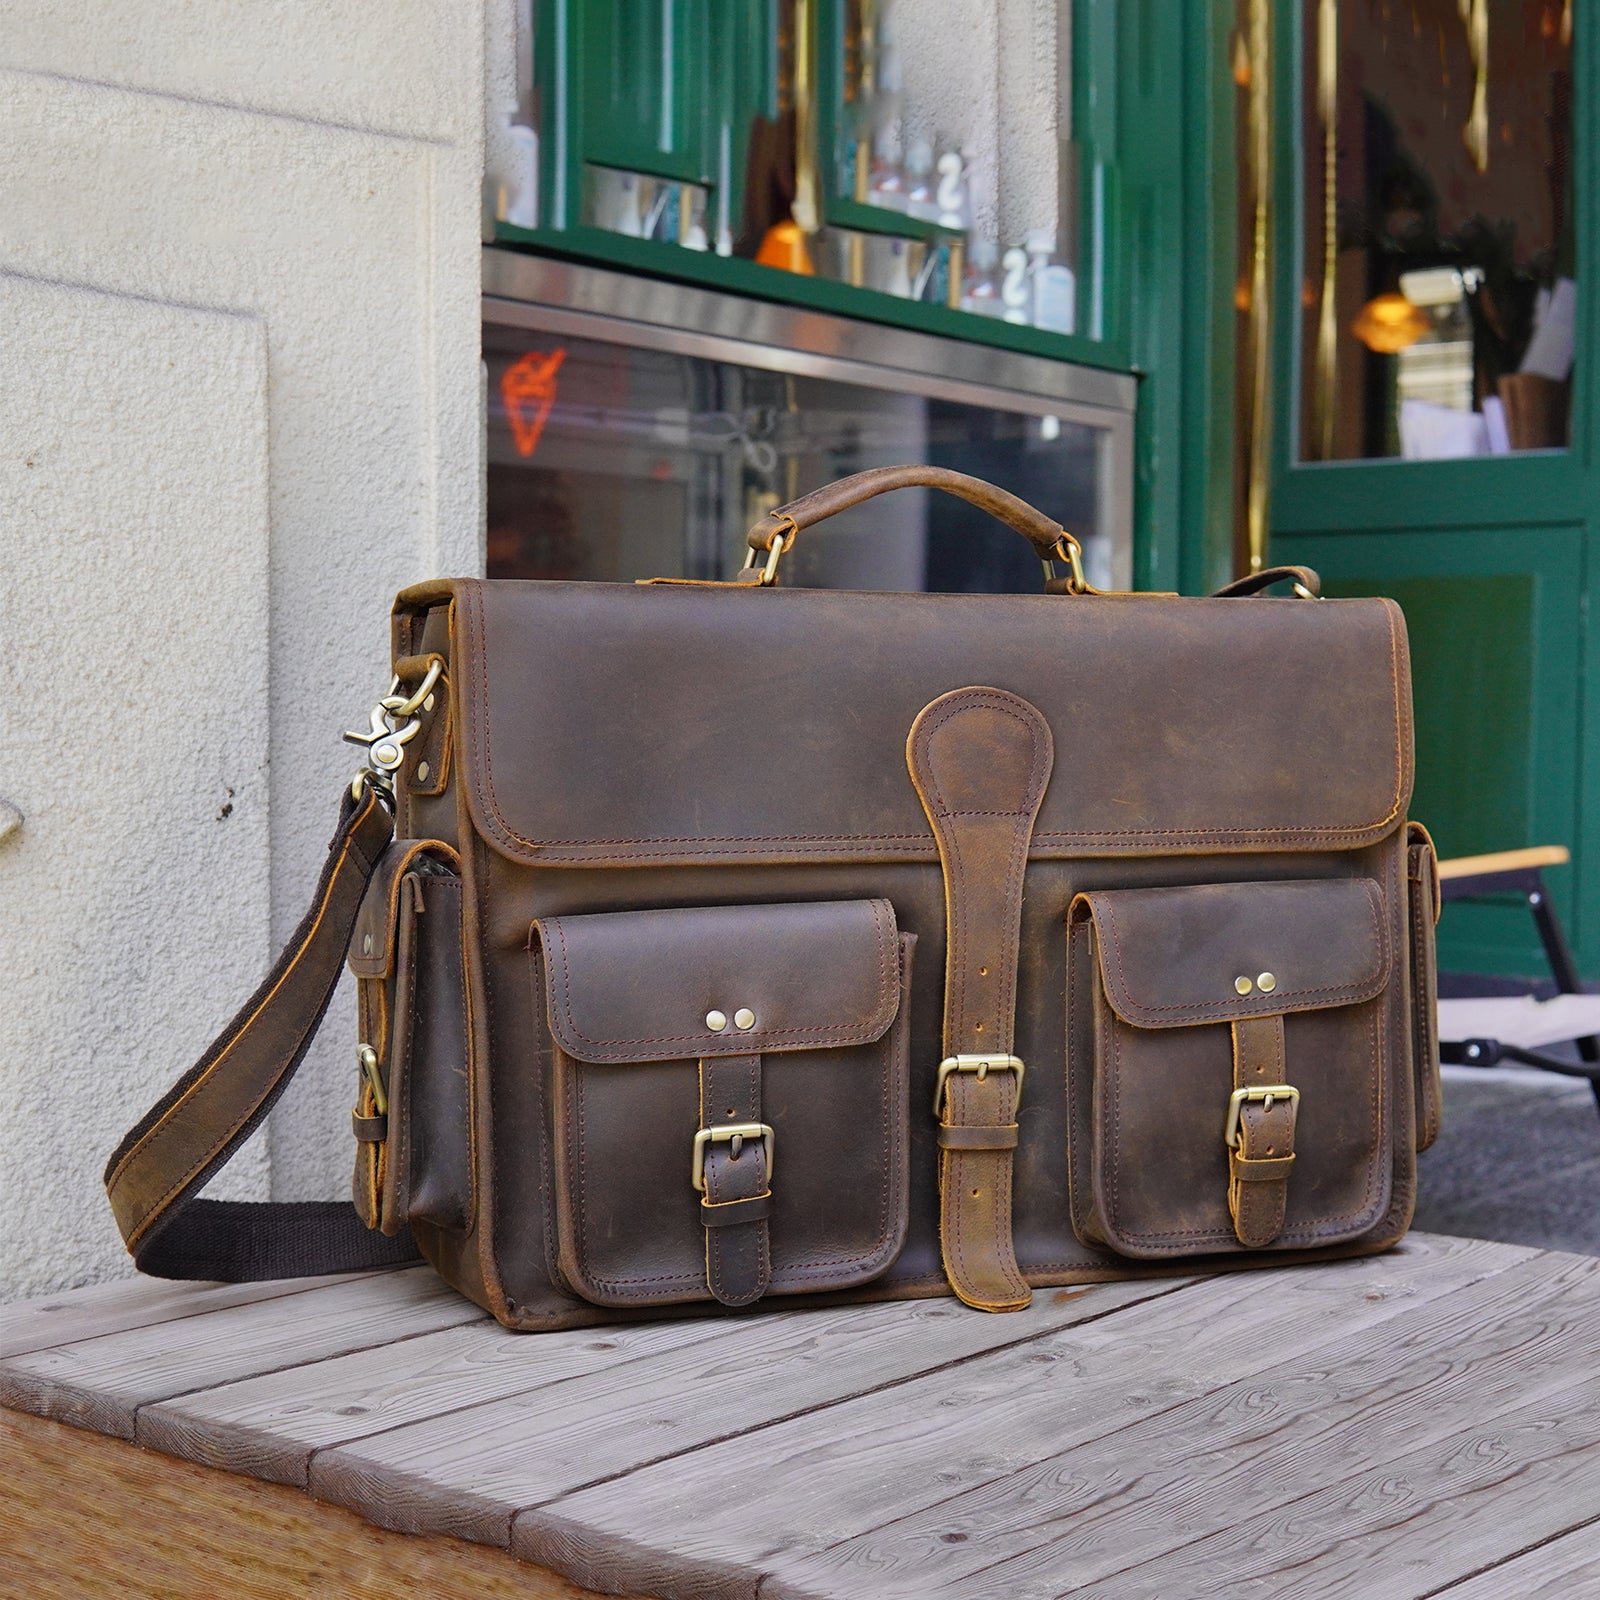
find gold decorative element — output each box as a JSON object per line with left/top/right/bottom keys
{"left": 1458, "top": 0, "right": 1489, "bottom": 173}
{"left": 1235, "top": 975, "right": 1255, "bottom": 996}
{"left": 706, "top": 1010, "right": 728, "bottom": 1032}
{"left": 734, "top": 1008, "right": 757, "bottom": 1029}
{"left": 1243, "top": 0, "right": 1273, "bottom": 574}
{"left": 1311, "top": 0, "right": 1339, "bottom": 461}
{"left": 1257, "top": 972, "right": 1278, "bottom": 993}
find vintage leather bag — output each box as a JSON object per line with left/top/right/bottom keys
{"left": 107, "top": 467, "right": 1443, "bottom": 1328}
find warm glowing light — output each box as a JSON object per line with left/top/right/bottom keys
{"left": 1351, "top": 293, "right": 1430, "bottom": 354}
{"left": 755, "top": 218, "right": 816, "bottom": 275}
{"left": 501, "top": 347, "right": 567, "bottom": 457}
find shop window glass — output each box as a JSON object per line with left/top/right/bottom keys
{"left": 485, "top": 324, "right": 1113, "bottom": 591}
{"left": 1299, "top": 0, "right": 1575, "bottom": 460}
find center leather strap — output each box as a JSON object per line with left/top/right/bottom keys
{"left": 908, "top": 686, "right": 1054, "bottom": 1312}
{"left": 1228, "top": 1015, "right": 1297, "bottom": 1247}
{"left": 697, "top": 1053, "right": 771, "bottom": 1307}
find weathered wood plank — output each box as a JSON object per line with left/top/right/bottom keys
{"left": 765, "top": 1249, "right": 1600, "bottom": 1600}
{"left": 0, "top": 1267, "right": 484, "bottom": 1439}
{"left": 513, "top": 1235, "right": 1533, "bottom": 1600}
{"left": 1434, "top": 1520, "right": 1600, "bottom": 1598}
{"left": 0, "top": 1406, "right": 633, "bottom": 1600}
{"left": 0, "top": 1268, "right": 385, "bottom": 1360}
{"left": 1096, "top": 1369, "right": 1600, "bottom": 1599}
{"left": 138, "top": 1314, "right": 734, "bottom": 1486}
{"left": 308, "top": 1278, "right": 1188, "bottom": 1549}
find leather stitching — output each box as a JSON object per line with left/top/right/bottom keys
{"left": 463, "top": 581, "right": 1412, "bottom": 858}
{"left": 538, "top": 899, "right": 897, "bottom": 1059}
{"left": 1089, "top": 878, "right": 1389, "bottom": 1025}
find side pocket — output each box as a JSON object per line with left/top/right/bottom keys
{"left": 1407, "top": 821, "right": 1443, "bottom": 1153}
{"left": 348, "top": 840, "right": 472, "bottom": 1236}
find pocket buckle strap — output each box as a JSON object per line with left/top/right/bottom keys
{"left": 1224, "top": 1084, "right": 1299, "bottom": 1149}
{"left": 691, "top": 1122, "right": 775, "bottom": 1193}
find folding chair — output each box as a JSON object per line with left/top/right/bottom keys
{"left": 1435, "top": 845, "right": 1600, "bottom": 1115}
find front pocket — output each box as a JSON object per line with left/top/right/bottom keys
{"left": 530, "top": 899, "right": 914, "bottom": 1309}
{"left": 1066, "top": 878, "right": 1392, "bottom": 1259}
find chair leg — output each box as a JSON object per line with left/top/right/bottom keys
{"left": 1525, "top": 874, "right": 1600, "bottom": 1116}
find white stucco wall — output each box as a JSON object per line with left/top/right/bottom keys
{"left": 0, "top": 4, "right": 488, "bottom": 1298}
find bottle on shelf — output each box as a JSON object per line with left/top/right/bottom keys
{"left": 960, "top": 239, "right": 1003, "bottom": 317}
{"left": 1026, "top": 229, "right": 1077, "bottom": 334}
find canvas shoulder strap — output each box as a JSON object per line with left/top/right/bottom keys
{"left": 103, "top": 780, "right": 421, "bottom": 1280}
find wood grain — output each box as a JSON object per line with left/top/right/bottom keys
{"left": 0, "top": 1407, "right": 645, "bottom": 1600}
{"left": 1, "top": 1268, "right": 383, "bottom": 1360}
{"left": 514, "top": 1235, "right": 1532, "bottom": 1599}
{"left": 0, "top": 1267, "right": 483, "bottom": 1438}
{"left": 308, "top": 1278, "right": 1186, "bottom": 1548}
{"left": 138, "top": 1313, "right": 732, "bottom": 1485}
{"left": 764, "top": 1249, "right": 1600, "bottom": 1600}
{"left": 1434, "top": 1520, "right": 1600, "bottom": 1598}
{"left": 1099, "top": 1369, "right": 1600, "bottom": 1599}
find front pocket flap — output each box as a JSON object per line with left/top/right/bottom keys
{"left": 1072, "top": 878, "right": 1389, "bottom": 1028}
{"left": 533, "top": 899, "right": 900, "bottom": 1063}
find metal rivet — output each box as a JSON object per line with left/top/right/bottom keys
{"left": 1257, "top": 972, "right": 1277, "bottom": 993}
{"left": 734, "top": 1008, "right": 756, "bottom": 1030}
{"left": 1235, "top": 975, "right": 1254, "bottom": 996}
{"left": 706, "top": 1010, "right": 728, "bottom": 1032}
{"left": 416, "top": 762, "right": 430, "bottom": 783}
{"left": 362, "top": 933, "right": 374, "bottom": 956}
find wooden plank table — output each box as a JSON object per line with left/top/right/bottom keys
{"left": 4, "top": 1233, "right": 1599, "bottom": 1599}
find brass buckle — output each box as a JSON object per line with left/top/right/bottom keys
{"left": 1040, "top": 531, "right": 1088, "bottom": 594}
{"left": 357, "top": 1043, "right": 388, "bottom": 1116}
{"left": 739, "top": 523, "right": 793, "bottom": 587}
{"left": 934, "top": 1054, "right": 1025, "bottom": 1116}
{"left": 1225, "top": 1084, "right": 1299, "bottom": 1149}
{"left": 691, "top": 1122, "right": 775, "bottom": 1192}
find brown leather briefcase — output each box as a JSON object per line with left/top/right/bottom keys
{"left": 107, "top": 467, "right": 1442, "bottom": 1328}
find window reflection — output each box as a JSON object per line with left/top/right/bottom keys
{"left": 484, "top": 326, "right": 1111, "bottom": 592}
{"left": 1300, "top": 0, "right": 1575, "bottom": 461}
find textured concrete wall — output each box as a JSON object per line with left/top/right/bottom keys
{"left": 0, "top": 4, "right": 487, "bottom": 1297}
{"left": 897, "top": 0, "right": 1065, "bottom": 245}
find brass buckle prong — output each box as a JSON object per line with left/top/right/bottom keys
{"left": 691, "top": 1122, "right": 775, "bottom": 1192}
{"left": 934, "top": 1054, "right": 1025, "bottom": 1117}
{"left": 1224, "top": 1084, "right": 1300, "bottom": 1149}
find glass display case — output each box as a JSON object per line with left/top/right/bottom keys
{"left": 482, "top": 252, "right": 1134, "bottom": 592}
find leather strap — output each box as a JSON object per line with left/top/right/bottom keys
{"left": 1211, "top": 565, "right": 1322, "bottom": 599}
{"left": 1227, "top": 1015, "right": 1297, "bottom": 1247}
{"left": 697, "top": 1053, "right": 771, "bottom": 1307}
{"left": 103, "top": 782, "right": 422, "bottom": 1281}
{"left": 749, "top": 465, "right": 1069, "bottom": 559}
{"left": 908, "top": 686, "right": 1053, "bottom": 1312}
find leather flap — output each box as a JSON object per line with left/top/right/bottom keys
{"left": 532, "top": 898, "right": 900, "bottom": 1063}
{"left": 1073, "top": 877, "right": 1390, "bottom": 1029}
{"left": 348, "top": 840, "right": 460, "bottom": 979}
{"left": 436, "top": 580, "right": 1412, "bottom": 867}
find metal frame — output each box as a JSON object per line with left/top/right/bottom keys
{"left": 1439, "top": 864, "right": 1600, "bottom": 1112}
{"left": 482, "top": 249, "right": 1139, "bottom": 590}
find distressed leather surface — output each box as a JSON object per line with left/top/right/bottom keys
{"left": 1067, "top": 879, "right": 1392, "bottom": 1261}
{"left": 909, "top": 687, "right": 1053, "bottom": 1312}
{"left": 530, "top": 902, "right": 915, "bottom": 1310}
{"left": 365, "top": 572, "right": 1430, "bottom": 1330}
{"left": 451, "top": 582, "right": 1411, "bottom": 867}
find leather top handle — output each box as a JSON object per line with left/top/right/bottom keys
{"left": 747, "top": 466, "right": 1070, "bottom": 559}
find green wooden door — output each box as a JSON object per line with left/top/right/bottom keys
{"left": 1266, "top": 1, "right": 1598, "bottom": 984}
